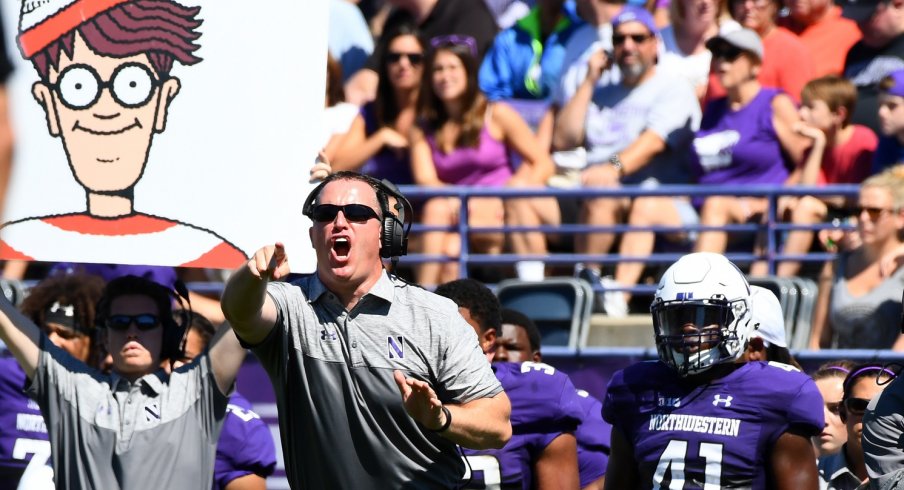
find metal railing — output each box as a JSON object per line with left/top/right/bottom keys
{"left": 396, "top": 184, "right": 860, "bottom": 280}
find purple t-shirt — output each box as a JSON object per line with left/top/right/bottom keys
{"left": 0, "top": 355, "right": 48, "bottom": 489}
{"left": 604, "top": 361, "right": 824, "bottom": 489}
{"left": 426, "top": 125, "right": 513, "bottom": 186}
{"left": 462, "top": 362, "right": 583, "bottom": 489}
{"left": 576, "top": 390, "right": 610, "bottom": 487}
{"left": 213, "top": 392, "right": 276, "bottom": 490}
{"left": 691, "top": 88, "right": 790, "bottom": 193}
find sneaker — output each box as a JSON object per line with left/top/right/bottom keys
{"left": 599, "top": 276, "right": 629, "bottom": 318}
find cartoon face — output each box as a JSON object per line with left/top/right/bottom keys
{"left": 31, "top": 33, "right": 181, "bottom": 195}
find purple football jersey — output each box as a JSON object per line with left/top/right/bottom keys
{"left": 576, "top": 390, "right": 611, "bottom": 487}
{"left": 603, "top": 361, "right": 824, "bottom": 489}
{"left": 462, "top": 362, "right": 583, "bottom": 489}
{"left": 213, "top": 392, "right": 277, "bottom": 490}
{"left": 0, "top": 355, "right": 49, "bottom": 490}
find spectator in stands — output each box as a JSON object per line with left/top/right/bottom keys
{"left": 321, "top": 54, "right": 360, "bottom": 162}
{"left": 874, "top": 70, "right": 904, "bottom": 173}
{"left": 329, "top": 0, "right": 375, "bottom": 81}
{"left": 478, "top": 0, "right": 585, "bottom": 102}
{"left": 811, "top": 361, "right": 856, "bottom": 458}
{"left": 333, "top": 25, "right": 424, "bottom": 184}
{"left": 774, "top": 76, "right": 877, "bottom": 278}
{"left": 740, "top": 285, "right": 801, "bottom": 369}
{"left": 171, "top": 313, "right": 276, "bottom": 490}
{"left": 706, "top": 0, "right": 814, "bottom": 103}
{"left": 818, "top": 364, "right": 896, "bottom": 489}
{"left": 0, "top": 275, "right": 246, "bottom": 488}
{"left": 434, "top": 279, "right": 582, "bottom": 489}
{"left": 410, "top": 38, "right": 554, "bottom": 287}
{"left": 842, "top": 0, "right": 904, "bottom": 134}
{"left": 690, "top": 29, "right": 809, "bottom": 255}
{"left": 811, "top": 166, "right": 904, "bottom": 349}
{"left": 344, "top": 0, "right": 498, "bottom": 104}
{"left": 542, "top": 7, "right": 700, "bottom": 305}
{"left": 659, "top": 0, "right": 735, "bottom": 101}
{"left": 778, "top": 0, "right": 861, "bottom": 77}
{"left": 494, "top": 308, "right": 611, "bottom": 490}
{"left": 0, "top": 273, "right": 104, "bottom": 489}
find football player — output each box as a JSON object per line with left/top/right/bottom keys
{"left": 435, "top": 279, "right": 583, "bottom": 489}
{"left": 603, "top": 252, "right": 824, "bottom": 489}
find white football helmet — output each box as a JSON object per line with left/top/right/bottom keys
{"left": 650, "top": 252, "right": 752, "bottom": 376}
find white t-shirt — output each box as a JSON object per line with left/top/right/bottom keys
{"left": 553, "top": 23, "right": 619, "bottom": 107}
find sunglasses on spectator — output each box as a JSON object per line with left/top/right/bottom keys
{"left": 387, "top": 52, "right": 424, "bottom": 65}
{"left": 612, "top": 33, "right": 654, "bottom": 46}
{"left": 852, "top": 205, "right": 895, "bottom": 220}
{"left": 844, "top": 397, "right": 871, "bottom": 416}
{"left": 105, "top": 314, "right": 159, "bottom": 331}
{"left": 430, "top": 34, "right": 478, "bottom": 57}
{"left": 310, "top": 204, "right": 380, "bottom": 223}
{"left": 710, "top": 45, "right": 744, "bottom": 62}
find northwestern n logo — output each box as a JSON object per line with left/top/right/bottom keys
{"left": 388, "top": 336, "right": 405, "bottom": 359}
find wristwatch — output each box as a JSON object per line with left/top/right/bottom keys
{"left": 609, "top": 154, "right": 625, "bottom": 178}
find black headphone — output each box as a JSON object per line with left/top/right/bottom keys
{"left": 95, "top": 275, "right": 191, "bottom": 363}
{"left": 302, "top": 171, "right": 413, "bottom": 260}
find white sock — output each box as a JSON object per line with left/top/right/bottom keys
{"left": 515, "top": 261, "right": 545, "bottom": 281}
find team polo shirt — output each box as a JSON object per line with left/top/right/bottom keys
{"left": 26, "top": 338, "right": 229, "bottom": 490}
{"left": 252, "top": 271, "right": 503, "bottom": 489}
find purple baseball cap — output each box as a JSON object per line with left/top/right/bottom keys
{"left": 883, "top": 69, "right": 904, "bottom": 97}
{"left": 612, "top": 6, "right": 658, "bottom": 35}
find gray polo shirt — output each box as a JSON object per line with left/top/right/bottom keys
{"left": 26, "top": 337, "right": 229, "bottom": 490}
{"left": 251, "top": 271, "right": 503, "bottom": 489}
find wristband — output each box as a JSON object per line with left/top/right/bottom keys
{"left": 427, "top": 405, "right": 452, "bottom": 433}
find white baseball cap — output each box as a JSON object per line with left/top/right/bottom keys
{"left": 749, "top": 285, "right": 787, "bottom": 348}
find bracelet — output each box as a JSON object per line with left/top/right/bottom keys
{"left": 609, "top": 154, "right": 625, "bottom": 178}
{"left": 427, "top": 405, "right": 452, "bottom": 433}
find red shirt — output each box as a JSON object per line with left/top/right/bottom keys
{"left": 818, "top": 125, "right": 877, "bottom": 185}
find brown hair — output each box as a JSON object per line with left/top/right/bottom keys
{"left": 801, "top": 76, "right": 858, "bottom": 127}
{"left": 416, "top": 43, "right": 487, "bottom": 149}
{"left": 29, "top": 0, "right": 203, "bottom": 81}
{"left": 670, "top": 0, "right": 729, "bottom": 29}
{"left": 326, "top": 53, "right": 345, "bottom": 107}
{"left": 375, "top": 23, "right": 425, "bottom": 128}
{"left": 812, "top": 360, "right": 857, "bottom": 381}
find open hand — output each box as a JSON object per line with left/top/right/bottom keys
{"left": 393, "top": 370, "right": 447, "bottom": 431}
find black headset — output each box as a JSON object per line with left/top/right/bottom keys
{"left": 302, "top": 171, "right": 413, "bottom": 260}
{"left": 95, "top": 275, "right": 191, "bottom": 363}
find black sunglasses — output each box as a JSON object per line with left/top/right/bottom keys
{"left": 105, "top": 314, "right": 159, "bottom": 331}
{"left": 310, "top": 204, "right": 380, "bottom": 223}
{"left": 711, "top": 45, "right": 744, "bottom": 62}
{"left": 844, "top": 397, "right": 871, "bottom": 416}
{"left": 613, "top": 33, "right": 653, "bottom": 46}
{"left": 852, "top": 205, "right": 895, "bottom": 221}
{"left": 386, "top": 51, "right": 424, "bottom": 65}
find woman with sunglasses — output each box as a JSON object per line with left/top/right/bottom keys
{"left": 409, "top": 37, "right": 554, "bottom": 287}
{"left": 811, "top": 361, "right": 857, "bottom": 458}
{"left": 689, "top": 28, "right": 809, "bottom": 257}
{"left": 818, "top": 364, "right": 896, "bottom": 489}
{"left": 333, "top": 25, "right": 424, "bottom": 185}
{"left": 811, "top": 165, "right": 904, "bottom": 350}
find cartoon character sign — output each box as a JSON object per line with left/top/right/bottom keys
{"left": 0, "top": 0, "right": 325, "bottom": 271}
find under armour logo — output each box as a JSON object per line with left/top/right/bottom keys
{"left": 49, "top": 301, "right": 75, "bottom": 317}
{"left": 320, "top": 330, "right": 337, "bottom": 341}
{"left": 712, "top": 394, "right": 733, "bottom": 407}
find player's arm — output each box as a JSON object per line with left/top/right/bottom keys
{"left": 221, "top": 244, "right": 287, "bottom": 345}
{"left": 224, "top": 474, "right": 266, "bottom": 490}
{"left": 603, "top": 428, "right": 639, "bottom": 490}
{"left": 769, "top": 429, "right": 819, "bottom": 490}
{"left": 207, "top": 323, "right": 247, "bottom": 395}
{"left": 0, "top": 295, "right": 42, "bottom": 379}
{"left": 535, "top": 432, "right": 580, "bottom": 490}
